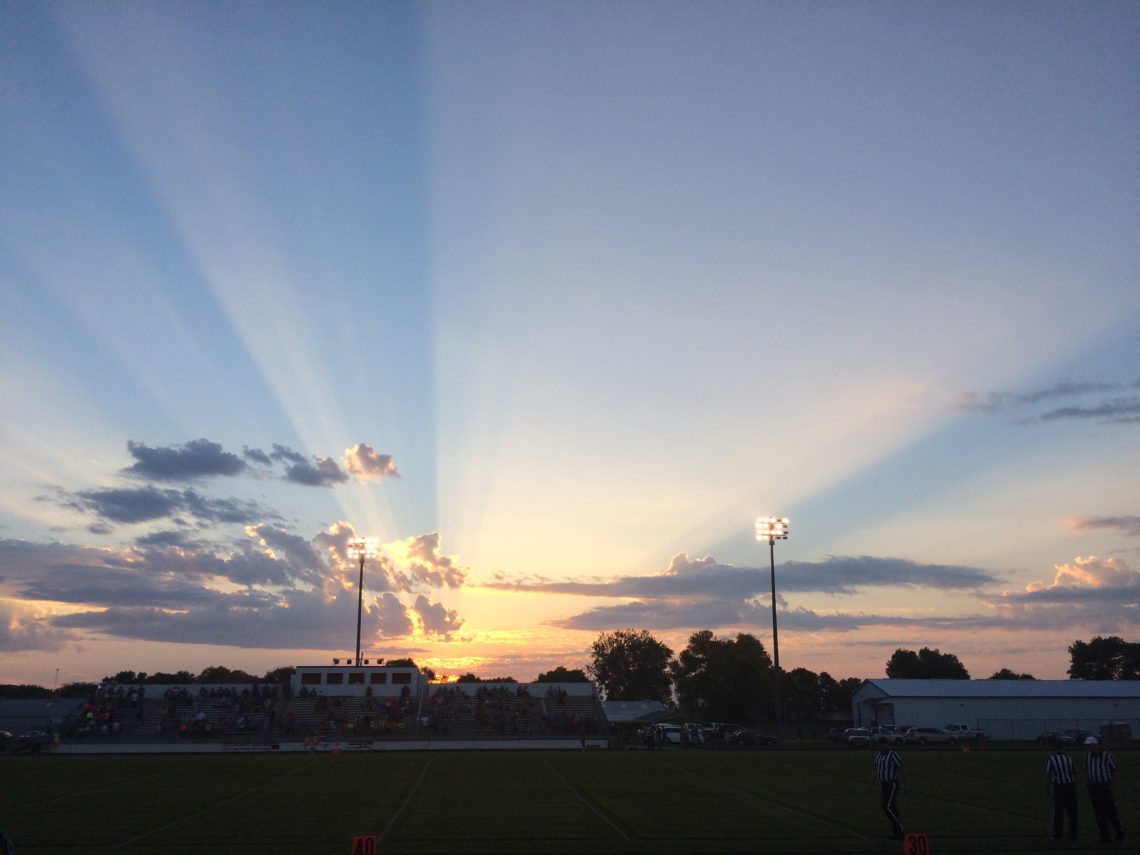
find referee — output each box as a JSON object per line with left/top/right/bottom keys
{"left": 1045, "top": 739, "right": 1078, "bottom": 841}
{"left": 870, "top": 737, "right": 905, "bottom": 840}
{"left": 1085, "top": 736, "right": 1126, "bottom": 842}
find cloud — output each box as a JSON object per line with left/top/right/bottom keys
{"left": 960, "top": 379, "right": 1140, "bottom": 425}
{"left": 282, "top": 456, "right": 349, "bottom": 488}
{"left": 485, "top": 552, "right": 996, "bottom": 599}
{"left": 0, "top": 529, "right": 469, "bottom": 651}
{"left": 63, "top": 485, "right": 268, "bottom": 527}
{"left": 373, "top": 592, "right": 415, "bottom": 637}
{"left": 125, "top": 438, "right": 247, "bottom": 480}
{"left": 343, "top": 443, "right": 399, "bottom": 482}
{"left": 0, "top": 599, "right": 75, "bottom": 652}
{"left": 243, "top": 446, "right": 273, "bottom": 466}
{"left": 1067, "top": 516, "right": 1140, "bottom": 538}
{"left": 411, "top": 594, "right": 464, "bottom": 638}
{"left": 386, "top": 533, "right": 468, "bottom": 590}
{"left": 977, "top": 556, "right": 1140, "bottom": 632}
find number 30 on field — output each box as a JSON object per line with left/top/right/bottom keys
{"left": 903, "top": 832, "right": 930, "bottom": 855}
{"left": 351, "top": 835, "right": 377, "bottom": 855}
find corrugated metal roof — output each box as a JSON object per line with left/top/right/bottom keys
{"left": 600, "top": 700, "right": 667, "bottom": 723}
{"left": 860, "top": 679, "right": 1140, "bottom": 699}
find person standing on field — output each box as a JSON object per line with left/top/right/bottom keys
{"left": 870, "top": 737, "right": 905, "bottom": 840}
{"left": 1085, "top": 736, "right": 1125, "bottom": 842}
{"left": 1045, "top": 740, "right": 1079, "bottom": 841}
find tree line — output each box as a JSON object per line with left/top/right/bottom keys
{"left": 586, "top": 630, "right": 1140, "bottom": 727}
{"left": 3, "top": 634, "right": 1131, "bottom": 709}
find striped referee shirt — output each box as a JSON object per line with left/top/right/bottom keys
{"left": 874, "top": 749, "right": 903, "bottom": 783}
{"left": 1046, "top": 751, "right": 1077, "bottom": 784}
{"left": 1086, "top": 751, "right": 1118, "bottom": 785}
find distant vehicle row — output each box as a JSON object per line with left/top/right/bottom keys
{"left": 837, "top": 724, "right": 988, "bottom": 747}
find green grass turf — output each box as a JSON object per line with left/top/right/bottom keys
{"left": 4, "top": 747, "right": 1137, "bottom": 853}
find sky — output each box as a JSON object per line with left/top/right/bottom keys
{"left": 1, "top": 1, "right": 1138, "bottom": 689}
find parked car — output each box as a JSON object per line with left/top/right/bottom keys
{"left": 707, "top": 722, "right": 747, "bottom": 744}
{"left": 846, "top": 728, "right": 873, "bottom": 747}
{"left": 943, "top": 724, "right": 988, "bottom": 741}
{"left": 658, "top": 725, "right": 682, "bottom": 745}
{"left": 1037, "top": 730, "right": 1077, "bottom": 745}
{"left": 726, "top": 727, "right": 777, "bottom": 746}
{"left": 870, "top": 725, "right": 906, "bottom": 744}
{"left": 903, "top": 727, "right": 956, "bottom": 745}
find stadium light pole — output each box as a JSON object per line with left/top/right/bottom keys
{"left": 756, "top": 516, "right": 789, "bottom": 739}
{"left": 346, "top": 536, "right": 379, "bottom": 667}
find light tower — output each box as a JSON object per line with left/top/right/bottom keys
{"left": 755, "top": 516, "right": 789, "bottom": 737}
{"left": 346, "top": 536, "right": 378, "bottom": 667}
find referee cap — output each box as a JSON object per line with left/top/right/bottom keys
{"left": 1085, "top": 736, "right": 1099, "bottom": 745}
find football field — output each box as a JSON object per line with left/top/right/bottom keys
{"left": 5, "top": 747, "right": 1136, "bottom": 853}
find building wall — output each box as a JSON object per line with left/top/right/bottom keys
{"left": 855, "top": 693, "right": 1140, "bottom": 740}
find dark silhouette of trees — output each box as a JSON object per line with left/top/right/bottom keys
{"left": 885, "top": 647, "right": 969, "bottom": 679}
{"left": 589, "top": 629, "right": 673, "bottom": 702}
{"left": 536, "top": 666, "right": 590, "bottom": 682}
{"left": 197, "top": 665, "right": 257, "bottom": 684}
{"left": 670, "top": 631, "right": 773, "bottom": 722}
{"left": 989, "top": 668, "right": 1036, "bottom": 680}
{"left": 1068, "top": 636, "right": 1140, "bottom": 680}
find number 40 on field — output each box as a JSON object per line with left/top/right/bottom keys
{"left": 351, "top": 835, "right": 377, "bottom": 855}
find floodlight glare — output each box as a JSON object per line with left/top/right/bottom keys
{"left": 755, "top": 517, "right": 789, "bottom": 542}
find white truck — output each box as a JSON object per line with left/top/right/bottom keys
{"left": 943, "top": 723, "right": 987, "bottom": 741}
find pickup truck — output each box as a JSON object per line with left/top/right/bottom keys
{"left": 943, "top": 724, "right": 987, "bottom": 741}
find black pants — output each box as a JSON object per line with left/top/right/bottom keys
{"left": 880, "top": 781, "right": 903, "bottom": 838}
{"left": 1052, "top": 782, "right": 1078, "bottom": 840}
{"left": 1088, "top": 783, "right": 1124, "bottom": 840}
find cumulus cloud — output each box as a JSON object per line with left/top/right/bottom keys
{"left": 1009, "top": 556, "right": 1140, "bottom": 603}
{"left": 0, "top": 599, "right": 75, "bottom": 652}
{"left": 373, "top": 592, "right": 415, "bottom": 637}
{"left": 1067, "top": 516, "right": 1140, "bottom": 538}
{"left": 411, "top": 594, "right": 464, "bottom": 638}
{"left": 973, "top": 556, "right": 1140, "bottom": 634}
{"left": 125, "top": 438, "right": 247, "bottom": 480}
{"left": 960, "top": 379, "right": 1140, "bottom": 425}
{"left": 281, "top": 455, "right": 349, "bottom": 488}
{"left": 386, "top": 533, "right": 468, "bottom": 590}
{"left": 343, "top": 443, "right": 400, "bottom": 482}
{"left": 242, "top": 446, "right": 273, "bottom": 466}
{"left": 0, "top": 528, "right": 468, "bottom": 651}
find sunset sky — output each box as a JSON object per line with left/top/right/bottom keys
{"left": 2, "top": 2, "right": 1137, "bottom": 689}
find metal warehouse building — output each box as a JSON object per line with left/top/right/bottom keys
{"left": 852, "top": 679, "right": 1140, "bottom": 741}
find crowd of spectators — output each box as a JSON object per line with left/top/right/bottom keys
{"left": 474, "top": 685, "right": 536, "bottom": 735}
{"left": 65, "top": 679, "right": 147, "bottom": 737}
{"left": 307, "top": 685, "right": 415, "bottom": 738}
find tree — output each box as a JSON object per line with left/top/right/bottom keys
{"left": 536, "top": 666, "right": 590, "bottom": 683}
{"left": 885, "top": 647, "right": 969, "bottom": 679}
{"left": 262, "top": 666, "right": 296, "bottom": 685}
{"left": 197, "top": 665, "right": 257, "bottom": 684}
{"left": 989, "top": 668, "right": 1036, "bottom": 680}
{"left": 669, "top": 630, "right": 773, "bottom": 724}
{"left": 818, "top": 672, "right": 862, "bottom": 714}
{"left": 1068, "top": 636, "right": 1140, "bottom": 680}
{"left": 784, "top": 667, "right": 822, "bottom": 725}
{"left": 589, "top": 629, "right": 673, "bottom": 702}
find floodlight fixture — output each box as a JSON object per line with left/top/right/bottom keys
{"left": 755, "top": 516, "right": 789, "bottom": 542}
{"left": 756, "top": 516, "right": 789, "bottom": 738}
{"left": 346, "top": 536, "right": 379, "bottom": 667}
